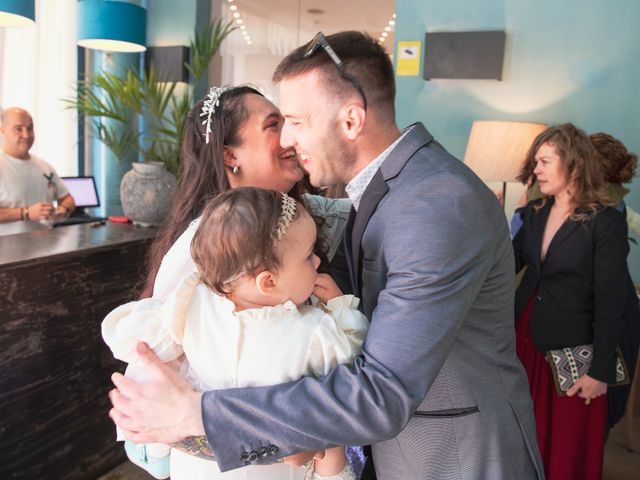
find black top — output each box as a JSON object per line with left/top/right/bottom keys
{"left": 513, "top": 198, "right": 628, "bottom": 382}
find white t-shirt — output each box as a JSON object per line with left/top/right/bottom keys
{"left": 0, "top": 151, "right": 68, "bottom": 208}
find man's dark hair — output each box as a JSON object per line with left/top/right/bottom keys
{"left": 273, "top": 31, "right": 396, "bottom": 118}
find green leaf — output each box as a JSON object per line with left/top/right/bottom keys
{"left": 186, "top": 18, "right": 236, "bottom": 81}
{"left": 64, "top": 17, "right": 232, "bottom": 174}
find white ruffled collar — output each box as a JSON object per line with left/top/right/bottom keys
{"left": 230, "top": 299, "right": 300, "bottom": 323}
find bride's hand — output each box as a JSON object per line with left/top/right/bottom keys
{"left": 283, "top": 449, "right": 325, "bottom": 467}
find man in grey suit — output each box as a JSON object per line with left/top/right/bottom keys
{"left": 110, "top": 31, "right": 544, "bottom": 479}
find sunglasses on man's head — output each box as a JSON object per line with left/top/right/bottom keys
{"left": 303, "top": 32, "right": 368, "bottom": 110}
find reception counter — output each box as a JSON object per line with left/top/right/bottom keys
{"left": 0, "top": 223, "right": 156, "bottom": 479}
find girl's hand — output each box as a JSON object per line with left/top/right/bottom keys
{"left": 566, "top": 374, "right": 607, "bottom": 405}
{"left": 313, "top": 273, "right": 342, "bottom": 303}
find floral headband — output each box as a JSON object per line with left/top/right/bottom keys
{"left": 221, "top": 192, "right": 297, "bottom": 285}
{"left": 200, "top": 86, "right": 232, "bottom": 144}
{"left": 275, "top": 192, "right": 296, "bottom": 241}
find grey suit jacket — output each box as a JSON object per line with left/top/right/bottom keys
{"left": 203, "top": 123, "right": 544, "bottom": 479}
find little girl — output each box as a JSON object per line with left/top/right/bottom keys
{"left": 102, "top": 187, "right": 367, "bottom": 480}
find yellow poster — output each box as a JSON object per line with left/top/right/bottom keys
{"left": 396, "top": 41, "right": 421, "bottom": 76}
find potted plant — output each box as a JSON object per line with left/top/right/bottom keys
{"left": 66, "top": 19, "right": 235, "bottom": 225}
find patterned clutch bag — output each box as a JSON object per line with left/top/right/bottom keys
{"left": 545, "top": 344, "right": 630, "bottom": 395}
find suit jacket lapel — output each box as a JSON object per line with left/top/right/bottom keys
{"left": 349, "top": 123, "right": 435, "bottom": 295}
{"left": 531, "top": 201, "right": 550, "bottom": 275}
{"left": 351, "top": 171, "right": 388, "bottom": 295}
{"left": 546, "top": 218, "right": 580, "bottom": 258}
{"left": 534, "top": 197, "right": 580, "bottom": 266}
{"left": 343, "top": 207, "right": 357, "bottom": 294}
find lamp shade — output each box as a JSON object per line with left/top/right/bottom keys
{"left": 463, "top": 120, "right": 547, "bottom": 182}
{"left": 0, "top": 0, "right": 35, "bottom": 26}
{"left": 77, "top": 0, "right": 146, "bottom": 53}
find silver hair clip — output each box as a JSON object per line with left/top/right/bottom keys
{"left": 275, "top": 193, "right": 296, "bottom": 241}
{"left": 200, "top": 86, "right": 231, "bottom": 144}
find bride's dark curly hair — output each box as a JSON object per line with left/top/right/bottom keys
{"left": 140, "top": 87, "right": 328, "bottom": 298}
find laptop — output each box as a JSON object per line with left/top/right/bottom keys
{"left": 54, "top": 176, "right": 107, "bottom": 227}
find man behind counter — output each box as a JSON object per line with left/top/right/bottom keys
{"left": 0, "top": 107, "right": 75, "bottom": 228}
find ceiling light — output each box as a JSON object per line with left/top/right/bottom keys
{"left": 233, "top": 12, "right": 240, "bottom": 18}
{"left": 389, "top": 20, "right": 395, "bottom": 26}
{"left": 240, "top": 25, "right": 246, "bottom": 30}
{"left": 385, "top": 26, "right": 391, "bottom": 32}
{"left": 382, "top": 32, "right": 388, "bottom": 38}
{"left": 236, "top": 19, "right": 243, "bottom": 24}
{"left": 0, "top": 0, "right": 35, "bottom": 27}
{"left": 77, "top": 0, "right": 147, "bottom": 52}
{"left": 230, "top": 5, "right": 237, "bottom": 10}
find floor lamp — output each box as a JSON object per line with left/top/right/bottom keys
{"left": 463, "top": 120, "right": 547, "bottom": 207}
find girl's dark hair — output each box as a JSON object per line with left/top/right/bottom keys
{"left": 517, "top": 123, "right": 612, "bottom": 221}
{"left": 191, "top": 187, "right": 303, "bottom": 294}
{"left": 141, "top": 86, "right": 264, "bottom": 297}
{"left": 590, "top": 132, "right": 638, "bottom": 184}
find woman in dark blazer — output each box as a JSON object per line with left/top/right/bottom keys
{"left": 513, "top": 123, "right": 628, "bottom": 480}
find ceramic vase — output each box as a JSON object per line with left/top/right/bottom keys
{"left": 120, "top": 162, "right": 176, "bottom": 227}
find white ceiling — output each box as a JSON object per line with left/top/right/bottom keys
{"left": 218, "top": 0, "right": 395, "bottom": 96}
{"left": 224, "top": 0, "right": 396, "bottom": 55}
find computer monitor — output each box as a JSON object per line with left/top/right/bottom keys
{"left": 61, "top": 176, "right": 100, "bottom": 208}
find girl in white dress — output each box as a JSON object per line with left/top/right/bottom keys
{"left": 102, "top": 187, "right": 367, "bottom": 480}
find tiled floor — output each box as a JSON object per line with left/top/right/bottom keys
{"left": 602, "top": 402, "right": 640, "bottom": 479}
{"left": 99, "top": 404, "right": 640, "bottom": 479}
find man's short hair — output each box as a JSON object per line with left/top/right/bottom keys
{"left": 273, "top": 31, "right": 396, "bottom": 116}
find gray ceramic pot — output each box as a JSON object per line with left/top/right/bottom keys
{"left": 120, "top": 162, "right": 176, "bottom": 227}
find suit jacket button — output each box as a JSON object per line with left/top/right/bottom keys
{"left": 240, "top": 451, "right": 251, "bottom": 463}
{"left": 536, "top": 295, "right": 542, "bottom": 301}
{"left": 248, "top": 450, "right": 259, "bottom": 462}
{"left": 257, "top": 447, "right": 269, "bottom": 457}
{"left": 268, "top": 444, "right": 279, "bottom": 455}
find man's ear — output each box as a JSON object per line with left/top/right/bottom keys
{"left": 223, "top": 145, "right": 237, "bottom": 169}
{"left": 255, "top": 270, "right": 277, "bottom": 296}
{"left": 338, "top": 103, "right": 366, "bottom": 141}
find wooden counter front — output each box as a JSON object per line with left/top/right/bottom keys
{"left": 0, "top": 223, "right": 156, "bottom": 479}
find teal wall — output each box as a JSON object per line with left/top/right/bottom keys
{"left": 146, "top": 0, "right": 197, "bottom": 46}
{"left": 146, "top": 0, "right": 211, "bottom": 98}
{"left": 395, "top": 0, "right": 640, "bottom": 279}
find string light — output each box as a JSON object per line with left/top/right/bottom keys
{"left": 378, "top": 12, "right": 395, "bottom": 45}
{"left": 227, "top": 2, "right": 252, "bottom": 46}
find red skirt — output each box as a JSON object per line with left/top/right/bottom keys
{"left": 515, "top": 294, "right": 607, "bottom": 480}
